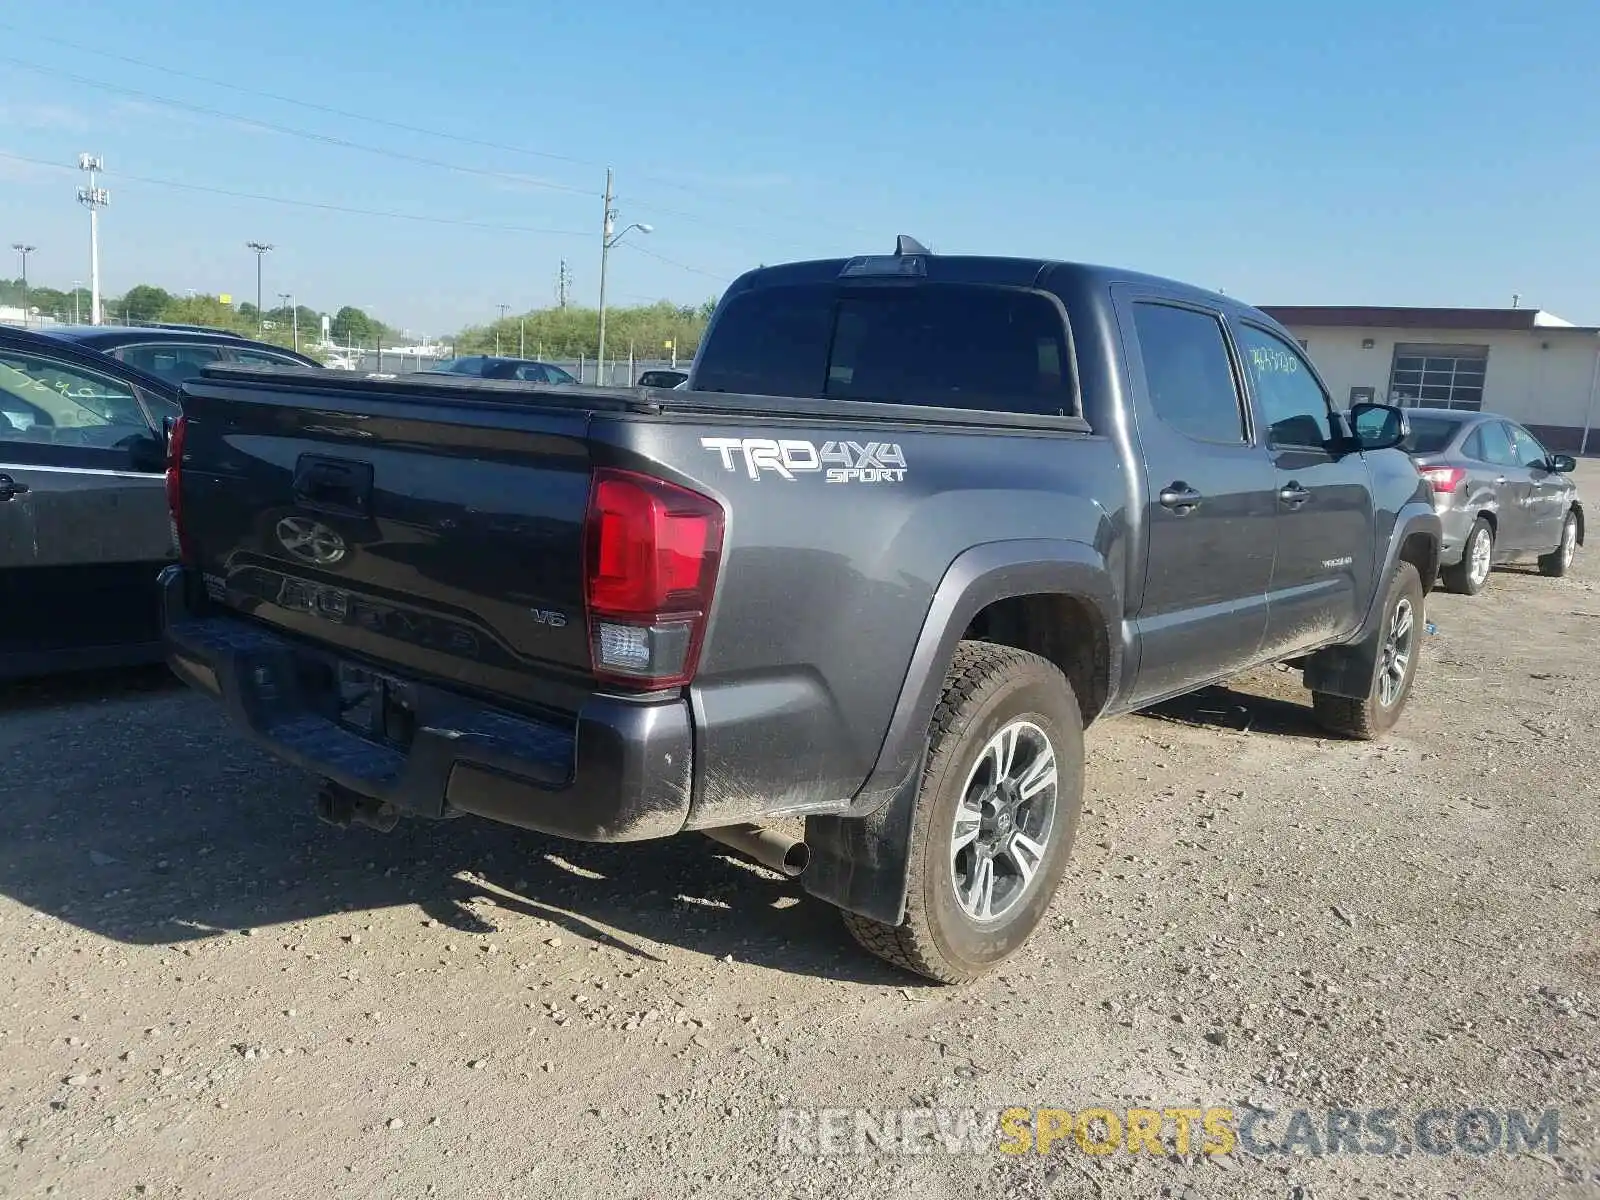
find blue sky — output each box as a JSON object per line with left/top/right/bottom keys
{"left": 2, "top": 0, "right": 1596, "bottom": 336}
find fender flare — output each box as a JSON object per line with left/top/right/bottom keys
{"left": 802, "top": 538, "right": 1120, "bottom": 925}
{"left": 1304, "top": 502, "right": 1441, "bottom": 700}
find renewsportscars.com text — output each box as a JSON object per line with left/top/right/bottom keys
{"left": 775, "top": 1105, "right": 1561, "bottom": 1159}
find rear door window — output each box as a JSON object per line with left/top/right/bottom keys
{"left": 117, "top": 342, "right": 225, "bottom": 385}
{"left": 693, "top": 282, "right": 1076, "bottom": 416}
{"left": 1130, "top": 303, "right": 1247, "bottom": 444}
{"left": 1477, "top": 422, "right": 1518, "bottom": 467}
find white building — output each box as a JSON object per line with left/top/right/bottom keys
{"left": 1263, "top": 306, "right": 1600, "bottom": 454}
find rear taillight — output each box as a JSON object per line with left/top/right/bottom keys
{"left": 1419, "top": 465, "right": 1465, "bottom": 494}
{"left": 165, "top": 414, "right": 192, "bottom": 562}
{"left": 583, "top": 468, "right": 725, "bottom": 688}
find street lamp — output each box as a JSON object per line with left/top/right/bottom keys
{"left": 11, "top": 244, "right": 35, "bottom": 326}
{"left": 596, "top": 167, "right": 652, "bottom": 384}
{"left": 246, "top": 241, "right": 273, "bottom": 332}
{"left": 496, "top": 303, "right": 509, "bottom": 356}
{"left": 278, "top": 291, "right": 298, "bottom": 353}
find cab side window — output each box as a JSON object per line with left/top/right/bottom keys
{"left": 1131, "top": 302, "right": 1247, "bottom": 444}
{"left": 1235, "top": 324, "right": 1333, "bottom": 451}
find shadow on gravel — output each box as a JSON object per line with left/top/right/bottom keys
{"left": 0, "top": 664, "right": 184, "bottom": 715}
{"left": 1137, "top": 682, "right": 1329, "bottom": 739}
{"left": 0, "top": 674, "right": 913, "bottom": 986}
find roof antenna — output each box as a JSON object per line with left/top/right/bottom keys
{"left": 895, "top": 234, "right": 930, "bottom": 256}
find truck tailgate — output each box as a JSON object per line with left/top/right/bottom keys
{"left": 177, "top": 377, "right": 598, "bottom": 713}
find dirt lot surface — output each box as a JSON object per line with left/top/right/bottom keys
{"left": 3, "top": 467, "right": 1598, "bottom": 1200}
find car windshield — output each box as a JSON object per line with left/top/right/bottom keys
{"left": 1401, "top": 416, "right": 1463, "bottom": 454}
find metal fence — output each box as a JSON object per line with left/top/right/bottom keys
{"left": 343, "top": 353, "right": 687, "bottom": 386}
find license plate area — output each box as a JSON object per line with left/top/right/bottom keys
{"left": 336, "top": 662, "right": 417, "bottom": 750}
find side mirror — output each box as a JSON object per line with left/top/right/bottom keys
{"left": 1548, "top": 453, "right": 1578, "bottom": 474}
{"left": 126, "top": 432, "right": 167, "bottom": 473}
{"left": 1349, "top": 402, "right": 1409, "bottom": 452}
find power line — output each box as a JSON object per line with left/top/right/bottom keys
{"left": 0, "top": 150, "right": 591, "bottom": 236}
{"left": 0, "top": 56, "right": 595, "bottom": 198}
{"left": 623, "top": 242, "right": 733, "bottom": 282}
{"left": 0, "top": 23, "right": 882, "bottom": 244}
{"left": 0, "top": 21, "right": 593, "bottom": 168}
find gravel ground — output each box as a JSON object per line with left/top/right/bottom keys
{"left": 2, "top": 467, "right": 1597, "bottom": 1200}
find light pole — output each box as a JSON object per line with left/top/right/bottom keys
{"left": 11, "top": 244, "right": 35, "bottom": 326}
{"left": 76, "top": 154, "right": 109, "bottom": 325}
{"left": 72, "top": 280, "right": 82, "bottom": 324}
{"left": 246, "top": 242, "right": 273, "bottom": 332}
{"left": 279, "top": 291, "right": 298, "bottom": 353}
{"left": 496, "top": 303, "right": 509, "bottom": 356}
{"left": 596, "top": 167, "right": 652, "bottom": 385}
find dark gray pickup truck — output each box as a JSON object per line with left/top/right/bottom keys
{"left": 160, "top": 240, "right": 1442, "bottom": 981}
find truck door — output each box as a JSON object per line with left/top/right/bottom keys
{"left": 1230, "top": 320, "right": 1377, "bottom": 657}
{"left": 1118, "top": 296, "right": 1277, "bottom": 703}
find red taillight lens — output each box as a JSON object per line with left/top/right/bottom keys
{"left": 1419, "top": 465, "right": 1465, "bottom": 494}
{"left": 583, "top": 468, "right": 725, "bottom": 688}
{"left": 165, "top": 414, "right": 191, "bottom": 561}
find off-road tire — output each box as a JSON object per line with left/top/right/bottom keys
{"left": 1311, "top": 561, "right": 1425, "bottom": 740}
{"left": 1538, "top": 512, "right": 1579, "bottom": 577}
{"left": 1440, "top": 518, "right": 1493, "bottom": 595}
{"left": 841, "top": 641, "right": 1084, "bottom": 983}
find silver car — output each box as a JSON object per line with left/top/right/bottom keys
{"left": 1401, "top": 407, "right": 1584, "bottom": 594}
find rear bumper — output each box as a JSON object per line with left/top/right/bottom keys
{"left": 159, "top": 567, "right": 692, "bottom": 842}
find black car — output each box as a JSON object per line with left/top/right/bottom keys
{"left": 34, "top": 324, "right": 323, "bottom": 388}
{"left": 636, "top": 368, "right": 689, "bottom": 389}
{"left": 424, "top": 355, "right": 578, "bottom": 384}
{"left": 0, "top": 325, "right": 184, "bottom": 678}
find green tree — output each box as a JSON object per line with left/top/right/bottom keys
{"left": 120, "top": 284, "right": 173, "bottom": 323}
{"left": 330, "top": 305, "right": 379, "bottom": 344}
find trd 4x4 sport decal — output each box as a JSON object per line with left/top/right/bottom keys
{"left": 700, "top": 437, "right": 907, "bottom": 483}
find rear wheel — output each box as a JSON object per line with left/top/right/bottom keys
{"left": 842, "top": 641, "right": 1084, "bottom": 983}
{"left": 1311, "top": 561, "right": 1424, "bottom": 740}
{"left": 1440, "top": 518, "right": 1493, "bottom": 595}
{"left": 1538, "top": 512, "right": 1579, "bottom": 577}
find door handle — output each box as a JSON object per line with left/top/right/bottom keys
{"left": 1279, "top": 481, "right": 1310, "bottom": 507}
{"left": 1159, "top": 483, "right": 1202, "bottom": 514}
{"left": 0, "top": 473, "right": 29, "bottom": 501}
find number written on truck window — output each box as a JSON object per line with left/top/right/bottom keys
{"left": 1235, "top": 324, "right": 1334, "bottom": 451}
{"left": 1130, "top": 302, "right": 1247, "bottom": 444}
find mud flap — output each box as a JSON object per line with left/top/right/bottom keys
{"left": 801, "top": 756, "right": 924, "bottom": 926}
{"left": 1302, "top": 626, "right": 1384, "bottom": 699}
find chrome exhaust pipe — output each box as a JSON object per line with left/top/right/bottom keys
{"left": 702, "top": 823, "right": 809, "bottom": 877}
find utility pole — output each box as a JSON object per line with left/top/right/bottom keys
{"left": 247, "top": 242, "right": 273, "bottom": 332}
{"left": 77, "top": 154, "right": 109, "bottom": 325}
{"left": 520, "top": 316, "right": 526, "bottom": 358}
{"left": 279, "top": 291, "right": 298, "bottom": 352}
{"left": 496, "top": 303, "right": 509, "bottom": 356}
{"left": 557, "top": 259, "right": 571, "bottom": 309}
{"left": 72, "top": 280, "right": 81, "bottom": 324}
{"left": 598, "top": 169, "right": 614, "bottom": 383}
{"left": 597, "top": 168, "right": 653, "bottom": 387}
{"left": 11, "top": 244, "right": 35, "bottom": 325}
